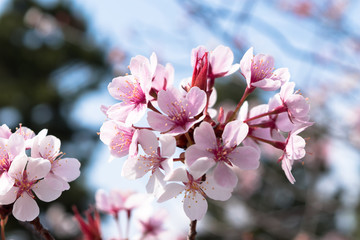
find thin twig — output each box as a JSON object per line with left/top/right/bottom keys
{"left": 187, "top": 220, "right": 197, "bottom": 240}
{"left": 1, "top": 218, "right": 6, "bottom": 240}
{"left": 29, "top": 217, "right": 55, "bottom": 240}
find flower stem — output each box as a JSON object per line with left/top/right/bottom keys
{"left": 1, "top": 218, "right": 6, "bottom": 240}
{"left": 29, "top": 217, "right": 55, "bottom": 240}
{"left": 114, "top": 214, "right": 123, "bottom": 240}
{"left": 243, "top": 105, "right": 287, "bottom": 123}
{"left": 187, "top": 220, "right": 197, "bottom": 240}
{"left": 185, "top": 132, "right": 194, "bottom": 146}
{"left": 228, "top": 87, "right": 253, "bottom": 122}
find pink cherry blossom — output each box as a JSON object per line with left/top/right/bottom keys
{"left": 106, "top": 53, "right": 156, "bottom": 125}
{"left": 99, "top": 120, "right": 139, "bottom": 158}
{"left": 185, "top": 121, "right": 260, "bottom": 189}
{"left": 269, "top": 82, "right": 310, "bottom": 129}
{"left": 279, "top": 124, "right": 311, "bottom": 184}
{"left": 151, "top": 62, "right": 174, "bottom": 92}
{"left": 0, "top": 156, "right": 63, "bottom": 221}
{"left": 240, "top": 47, "right": 289, "bottom": 91}
{"left": 122, "top": 130, "right": 175, "bottom": 196}
{"left": 0, "top": 124, "right": 12, "bottom": 139}
{"left": 31, "top": 133, "right": 80, "bottom": 191}
{"left": 95, "top": 189, "right": 148, "bottom": 217}
{"left": 138, "top": 209, "right": 167, "bottom": 239}
{"left": 157, "top": 166, "right": 232, "bottom": 221}
{"left": 147, "top": 87, "right": 206, "bottom": 135}
{"left": 191, "top": 45, "right": 239, "bottom": 79}
{"left": 0, "top": 134, "right": 25, "bottom": 195}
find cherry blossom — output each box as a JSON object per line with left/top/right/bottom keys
{"left": 106, "top": 53, "right": 156, "bottom": 125}
{"left": 0, "top": 156, "right": 63, "bottom": 221}
{"left": 147, "top": 87, "right": 206, "bottom": 135}
{"left": 122, "top": 130, "right": 175, "bottom": 196}
{"left": 31, "top": 133, "right": 80, "bottom": 191}
{"left": 157, "top": 166, "right": 232, "bottom": 220}
{"left": 95, "top": 189, "right": 149, "bottom": 216}
{"left": 279, "top": 124, "right": 311, "bottom": 184}
{"left": 99, "top": 120, "right": 139, "bottom": 158}
{"left": 0, "top": 134, "right": 25, "bottom": 195}
{"left": 185, "top": 121, "right": 260, "bottom": 189}
{"left": 240, "top": 47, "right": 289, "bottom": 91}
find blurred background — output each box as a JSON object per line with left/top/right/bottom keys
{"left": 0, "top": 0, "right": 360, "bottom": 239}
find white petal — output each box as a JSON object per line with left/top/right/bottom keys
{"left": 164, "top": 167, "right": 187, "bottom": 182}
{"left": 201, "top": 174, "right": 232, "bottom": 201}
{"left": 52, "top": 157, "right": 81, "bottom": 182}
{"left": 138, "top": 129, "right": 159, "bottom": 155}
{"left": 13, "top": 193, "right": 39, "bottom": 221}
{"left": 213, "top": 163, "right": 238, "bottom": 190}
{"left": 157, "top": 183, "right": 185, "bottom": 203}
{"left": 0, "top": 186, "right": 18, "bottom": 205}
{"left": 33, "top": 177, "right": 63, "bottom": 202}
{"left": 188, "top": 157, "right": 215, "bottom": 180}
{"left": 39, "top": 135, "right": 61, "bottom": 160}
{"left": 159, "top": 135, "right": 176, "bottom": 157}
{"left": 95, "top": 189, "right": 111, "bottom": 212}
{"left": 0, "top": 172, "right": 15, "bottom": 195}
{"left": 26, "top": 158, "right": 51, "bottom": 181}
{"left": 8, "top": 155, "right": 27, "bottom": 179}
{"left": 183, "top": 190, "right": 207, "bottom": 220}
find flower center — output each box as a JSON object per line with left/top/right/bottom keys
{"left": 14, "top": 171, "right": 36, "bottom": 198}
{"left": 119, "top": 79, "right": 146, "bottom": 105}
{"left": 167, "top": 100, "right": 190, "bottom": 127}
{"left": 207, "top": 139, "right": 233, "bottom": 166}
{"left": 0, "top": 155, "right": 11, "bottom": 174}
{"left": 251, "top": 58, "right": 273, "bottom": 83}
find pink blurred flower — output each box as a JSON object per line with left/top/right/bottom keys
{"left": 138, "top": 210, "right": 167, "bottom": 239}
{"left": 95, "top": 189, "right": 147, "bottom": 217}
{"left": 185, "top": 121, "right": 260, "bottom": 189}
{"left": 147, "top": 87, "right": 206, "bottom": 135}
{"left": 240, "top": 47, "right": 289, "bottom": 91}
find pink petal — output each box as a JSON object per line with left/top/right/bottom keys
{"left": 210, "top": 45, "right": 234, "bottom": 76}
{"left": 281, "top": 156, "right": 295, "bottom": 184}
{"left": 39, "top": 135, "right": 61, "bottom": 160}
{"left": 183, "top": 190, "right": 207, "bottom": 220}
{"left": 193, "top": 122, "right": 216, "bottom": 149}
{"left": 157, "top": 88, "right": 182, "bottom": 115}
{"left": 31, "top": 129, "right": 48, "bottom": 158}
{"left": 276, "top": 112, "right": 294, "bottom": 132}
{"left": 186, "top": 87, "right": 206, "bottom": 117}
{"left": 228, "top": 146, "right": 260, "bottom": 170}
{"left": 213, "top": 162, "right": 238, "bottom": 189}
{"left": 107, "top": 102, "right": 136, "bottom": 123}
{"left": 147, "top": 111, "right": 173, "bottom": 133}
{"left": 272, "top": 68, "right": 290, "bottom": 85}
{"left": 185, "top": 145, "right": 213, "bottom": 167}
{"left": 164, "top": 167, "right": 188, "bottom": 182}
{"left": 202, "top": 174, "right": 232, "bottom": 201}
{"left": 8, "top": 156, "right": 27, "bottom": 179}
{"left": 222, "top": 120, "right": 248, "bottom": 148}
{"left": 138, "top": 129, "right": 158, "bottom": 155}
{"left": 191, "top": 46, "right": 207, "bottom": 67}
{"left": 157, "top": 183, "right": 185, "bottom": 203}
{"left": 188, "top": 157, "right": 215, "bottom": 180}
{"left": 125, "top": 103, "right": 147, "bottom": 125}
{"left": 95, "top": 189, "right": 111, "bottom": 212}
{"left": 0, "top": 172, "right": 15, "bottom": 195}
{"left": 26, "top": 158, "right": 51, "bottom": 181}
{"left": 287, "top": 135, "right": 306, "bottom": 160}
{"left": 251, "top": 78, "right": 281, "bottom": 91}
{"left": 159, "top": 135, "right": 176, "bottom": 157}
{"left": 33, "top": 177, "right": 63, "bottom": 202}
{"left": 239, "top": 47, "right": 253, "bottom": 87}
{"left": 8, "top": 134, "right": 25, "bottom": 157}
{"left": 280, "top": 82, "right": 295, "bottom": 101}
{"left": 52, "top": 157, "right": 81, "bottom": 182}
{"left": 13, "top": 193, "right": 39, "bottom": 221}
{"left": 0, "top": 186, "right": 18, "bottom": 205}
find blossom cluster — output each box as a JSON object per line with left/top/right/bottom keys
{"left": 0, "top": 124, "right": 81, "bottom": 221}
{"left": 99, "top": 45, "right": 312, "bottom": 220}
